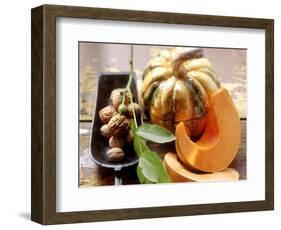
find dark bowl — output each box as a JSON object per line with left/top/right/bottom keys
{"left": 89, "top": 72, "right": 141, "bottom": 184}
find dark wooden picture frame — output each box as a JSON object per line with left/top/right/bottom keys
{"left": 31, "top": 4, "right": 274, "bottom": 225}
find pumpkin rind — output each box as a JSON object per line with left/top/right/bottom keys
{"left": 141, "top": 48, "right": 220, "bottom": 136}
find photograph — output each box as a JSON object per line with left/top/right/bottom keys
{"left": 31, "top": 4, "right": 273, "bottom": 224}
{"left": 79, "top": 43, "right": 246, "bottom": 186}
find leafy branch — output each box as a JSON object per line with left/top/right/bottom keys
{"left": 121, "top": 45, "right": 174, "bottom": 184}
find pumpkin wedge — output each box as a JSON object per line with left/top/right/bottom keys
{"left": 175, "top": 88, "right": 241, "bottom": 173}
{"left": 163, "top": 153, "right": 239, "bottom": 182}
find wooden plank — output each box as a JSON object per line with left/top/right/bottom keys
{"left": 31, "top": 5, "right": 57, "bottom": 224}
{"left": 31, "top": 6, "right": 44, "bottom": 224}
{"left": 80, "top": 120, "right": 246, "bottom": 186}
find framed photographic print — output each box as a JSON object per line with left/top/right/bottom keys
{"left": 31, "top": 4, "right": 274, "bottom": 225}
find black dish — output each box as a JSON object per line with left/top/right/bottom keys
{"left": 90, "top": 72, "right": 141, "bottom": 185}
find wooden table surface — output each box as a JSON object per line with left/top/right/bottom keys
{"left": 79, "top": 120, "right": 246, "bottom": 187}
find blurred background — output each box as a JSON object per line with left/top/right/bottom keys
{"left": 79, "top": 43, "right": 246, "bottom": 121}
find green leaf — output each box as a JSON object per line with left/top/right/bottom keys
{"left": 130, "top": 119, "right": 137, "bottom": 134}
{"left": 138, "top": 157, "right": 159, "bottom": 182}
{"left": 137, "top": 124, "right": 176, "bottom": 144}
{"left": 134, "top": 135, "right": 148, "bottom": 157}
{"left": 131, "top": 119, "right": 148, "bottom": 157}
{"left": 137, "top": 165, "right": 153, "bottom": 184}
{"left": 137, "top": 150, "right": 170, "bottom": 184}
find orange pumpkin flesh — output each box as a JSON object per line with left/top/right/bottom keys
{"left": 163, "top": 153, "right": 239, "bottom": 182}
{"left": 175, "top": 88, "right": 241, "bottom": 173}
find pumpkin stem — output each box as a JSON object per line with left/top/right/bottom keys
{"left": 172, "top": 48, "right": 204, "bottom": 78}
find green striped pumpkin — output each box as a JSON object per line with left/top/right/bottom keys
{"left": 141, "top": 48, "right": 221, "bottom": 136}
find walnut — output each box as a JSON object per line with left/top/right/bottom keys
{"left": 99, "top": 105, "right": 117, "bottom": 124}
{"left": 106, "top": 148, "right": 125, "bottom": 162}
{"left": 109, "top": 136, "right": 125, "bottom": 148}
{"left": 126, "top": 130, "right": 134, "bottom": 143}
{"left": 100, "top": 114, "right": 130, "bottom": 138}
{"left": 110, "top": 88, "right": 130, "bottom": 109}
{"left": 128, "top": 103, "right": 140, "bottom": 118}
